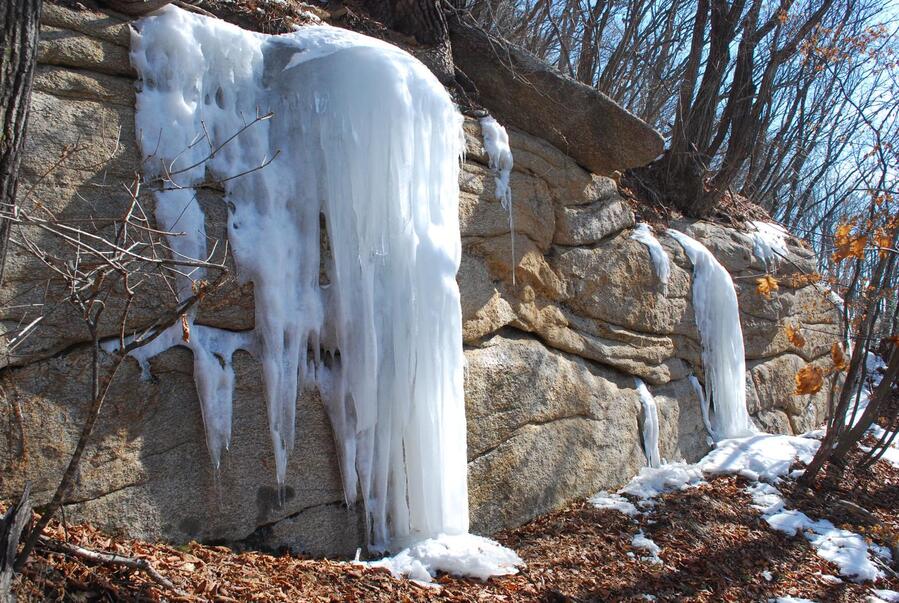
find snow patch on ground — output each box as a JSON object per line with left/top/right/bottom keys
{"left": 872, "top": 589, "right": 899, "bottom": 602}
{"left": 615, "top": 434, "right": 817, "bottom": 504}
{"left": 747, "top": 481, "right": 885, "bottom": 582}
{"left": 594, "top": 434, "right": 888, "bottom": 583}
{"left": 702, "top": 435, "right": 820, "bottom": 482}
{"left": 363, "top": 534, "right": 524, "bottom": 583}
{"left": 619, "top": 462, "right": 705, "bottom": 501}
{"left": 589, "top": 491, "right": 638, "bottom": 516}
{"left": 631, "top": 530, "right": 663, "bottom": 564}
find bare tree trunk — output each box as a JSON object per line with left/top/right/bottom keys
{"left": 0, "top": 0, "right": 42, "bottom": 285}
{"left": 371, "top": 0, "right": 449, "bottom": 45}
{"left": 369, "top": 0, "right": 454, "bottom": 82}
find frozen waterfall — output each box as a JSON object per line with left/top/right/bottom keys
{"left": 668, "top": 229, "right": 754, "bottom": 439}
{"left": 125, "top": 6, "right": 500, "bottom": 561}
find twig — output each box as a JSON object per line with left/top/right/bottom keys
{"left": 38, "top": 536, "right": 186, "bottom": 596}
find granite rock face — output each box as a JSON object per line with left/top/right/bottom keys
{"left": 449, "top": 18, "right": 664, "bottom": 176}
{"left": 0, "top": 5, "right": 841, "bottom": 556}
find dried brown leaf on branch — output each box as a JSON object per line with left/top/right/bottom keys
{"left": 874, "top": 227, "right": 894, "bottom": 259}
{"left": 756, "top": 275, "right": 779, "bottom": 300}
{"left": 831, "top": 342, "right": 848, "bottom": 371}
{"left": 192, "top": 278, "right": 210, "bottom": 300}
{"left": 832, "top": 220, "right": 867, "bottom": 262}
{"left": 795, "top": 364, "right": 825, "bottom": 395}
{"left": 788, "top": 272, "right": 822, "bottom": 288}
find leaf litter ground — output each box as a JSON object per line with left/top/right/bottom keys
{"left": 9, "top": 454, "right": 898, "bottom": 602}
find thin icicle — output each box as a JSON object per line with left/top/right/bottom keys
{"left": 479, "top": 115, "right": 515, "bottom": 285}
{"left": 631, "top": 223, "right": 670, "bottom": 294}
{"left": 635, "top": 378, "right": 661, "bottom": 468}
{"left": 668, "top": 229, "right": 754, "bottom": 439}
{"left": 689, "top": 375, "right": 715, "bottom": 445}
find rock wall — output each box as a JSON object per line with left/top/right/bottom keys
{"left": 0, "top": 4, "right": 842, "bottom": 556}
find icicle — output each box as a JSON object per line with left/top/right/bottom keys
{"left": 635, "top": 378, "right": 661, "bottom": 468}
{"left": 127, "top": 7, "right": 518, "bottom": 566}
{"left": 668, "top": 229, "right": 754, "bottom": 439}
{"left": 479, "top": 116, "right": 515, "bottom": 285}
{"left": 630, "top": 223, "right": 670, "bottom": 294}
{"left": 689, "top": 375, "right": 715, "bottom": 445}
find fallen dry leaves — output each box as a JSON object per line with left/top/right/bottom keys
{"left": 9, "top": 457, "right": 899, "bottom": 602}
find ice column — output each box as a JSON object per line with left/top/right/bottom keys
{"left": 668, "top": 229, "right": 754, "bottom": 439}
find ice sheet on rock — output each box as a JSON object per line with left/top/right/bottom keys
{"left": 635, "top": 378, "right": 661, "bottom": 468}
{"left": 769, "top": 598, "right": 818, "bottom": 603}
{"left": 365, "top": 533, "right": 524, "bottom": 582}
{"left": 668, "top": 229, "right": 754, "bottom": 440}
{"left": 749, "top": 221, "right": 789, "bottom": 269}
{"left": 873, "top": 589, "right": 899, "bottom": 602}
{"left": 702, "top": 435, "right": 820, "bottom": 482}
{"left": 631, "top": 530, "right": 662, "bottom": 564}
{"left": 479, "top": 116, "right": 513, "bottom": 212}
{"left": 479, "top": 115, "right": 515, "bottom": 284}
{"left": 589, "top": 491, "right": 638, "bottom": 516}
{"left": 631, "top": 223, "right": 670, "bottom": 293}
{"left": 747, "top": 482, "right": 883, "bottom": 582}
{"left": 130, "top": 6, "right": 486, "bottom": 555}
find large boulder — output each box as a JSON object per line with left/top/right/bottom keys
{"left": 449, "top": 18, "right": 664, "bottom": 176}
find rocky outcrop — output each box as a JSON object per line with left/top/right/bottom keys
{"left": 449, "top": 18, "right": 664, "bottom": 176}
{"left": 0, "top": 4, "right": 841, "bottom": 557}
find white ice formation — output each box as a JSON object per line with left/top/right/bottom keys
{"left": 126, "top": 6, "right": 493, "bottom": 557}
{"left": 479, "top": 115, "right": 515, "bottom": 284}
{"left": 749, "top": 482, "right": 888, "bottom": 582}
{"left": 588, "top": 491, "right": 638, "bottom": 516}
{"left": 749, "top": 220, "right": 790, "bottom": 269}
{"left": 635, "top": 378, "right": 661, "bottom": 468}
{"left": 597, "top": 432, "right": 890, "bottom": 583}
{"left": 630, "top": 223, "right": 670, "bottom": 293}
{"left": 362, "top": 533, "right": 523, "bottom": 582}
{"left": 668, "top": 229, "right": 754, "bottom": 439}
